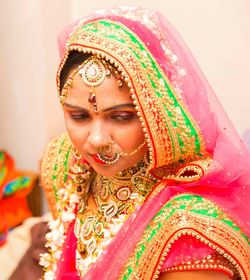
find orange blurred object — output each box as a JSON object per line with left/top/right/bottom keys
{"left": 0, "top": 151, "right": 37, "bottom": 246}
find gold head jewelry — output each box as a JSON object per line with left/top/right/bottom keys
{"left": 60, "top": 56, "right": 125, "bottom": 109}
{"left": 78, "top": 57, "right": 106, "bottom": 112}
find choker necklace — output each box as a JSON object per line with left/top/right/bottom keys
{"left": 93, "top": 155, "right": 156, "bottom": 217}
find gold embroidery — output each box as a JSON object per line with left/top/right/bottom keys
{"left": 162, "top": 253, "right": 237, "bottom": 279}
{"left": 41, "top": 133, "right": 73, "bottom": 218}
{"left": 121, "top": 195, "right": 250, "bottom": 279}
{"left": 151, "top": 157, "right": 213, "bottom": 182}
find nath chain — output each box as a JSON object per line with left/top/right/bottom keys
{"left": 120, "top": 139, "right": 147, "bottom": 157}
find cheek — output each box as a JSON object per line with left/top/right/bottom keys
{"left": 116, "top": 121, "right": 145, "bottom": 147}
{"left": 64, "top": 117, "right": 88, "bottom": 150}
{"left": 134, "top": 123, "right": 145, "bottom": 140}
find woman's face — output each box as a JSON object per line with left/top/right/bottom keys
{"left": 63, "top": 69, "right": 148, "bottom": 177}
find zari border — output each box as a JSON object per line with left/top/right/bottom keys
{"left": 41, "top": 133, "right": 73, "bottom": 218}
{"left": 120, "top": 194, "right": 250, "bottom": 279}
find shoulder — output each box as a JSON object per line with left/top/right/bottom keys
{"left": 147, "top": 193, "right": 246, "bottom": 248}
{"left": 40, "top": 133, "right": 73, "bottom": 218}
{"left": 121, "top": 193, "right": 249, "bottom": 279}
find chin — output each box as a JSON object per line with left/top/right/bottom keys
{"left": 90, "top": 165, "right": 120, "bottom": 177}
{"left": 89, "top": 160, "right": 135, "bottom": 177}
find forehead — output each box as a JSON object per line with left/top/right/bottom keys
{"left": 65, "top": 71, "right": 132, "bottom": 107}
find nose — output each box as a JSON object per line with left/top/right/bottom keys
{"left": 87, "top": 120, "right": 110, "bottom": 150}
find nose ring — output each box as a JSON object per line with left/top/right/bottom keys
{"left": 97, "top": 138, "right": 120, "bottom": 164}
{"left": 103, "top": 139, "right": 115, "bottom": 154}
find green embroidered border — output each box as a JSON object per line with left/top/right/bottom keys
{"left": 52, "top": 135, "right": 72, "bottom": 203}
{"left": 122, "top": 194, "right": 249, "bottom": 279}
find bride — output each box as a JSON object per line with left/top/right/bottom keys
{"left": 40, "top": 6, "right": 250, "bottom": 280}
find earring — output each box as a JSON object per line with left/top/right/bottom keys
{"left": 69, "top": 148, "right": 91, "bottom": 203}
{"left": 70, "top": 148, "right": 85, "bottom": 174}
{"left": 73, "top": 148, "right": 82, "bottom": 160}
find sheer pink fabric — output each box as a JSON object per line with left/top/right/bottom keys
{"left": 56, "top": 222, "right": 78, "bottom": 280}
{"left": 160, "top": 235, "right": 214, "bottom": 270}
{"left": 56, "top": 6, "right": 250, "bottom": 279}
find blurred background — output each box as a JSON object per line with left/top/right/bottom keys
{"left": 1, "top": 0, "right": 250, "bottom": 172}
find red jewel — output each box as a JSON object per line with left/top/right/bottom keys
{"left": 77, "top": 185, "right": 82, "bottom": 192}
{"left": 88, "top": 94, "right": 96, "bottom": 103}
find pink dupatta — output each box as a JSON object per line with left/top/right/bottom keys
{"left": 55, "top": 6, "right": 250, "bottom": 279}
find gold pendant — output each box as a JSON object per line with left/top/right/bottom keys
{"left": 103, "top": 200, "right": 118, "bottom": 221}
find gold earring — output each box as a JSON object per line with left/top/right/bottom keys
{"left": 70, "top": 148, "right": 84, "bottom": 174}
{"left": 69, "top": 148, "right": 91, "bottom": 199}
{"left": 73, "top": 148, "right": 82, "bottom": 160}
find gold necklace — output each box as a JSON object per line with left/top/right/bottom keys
{"left": 74, "top": 155, "right": 157, "bottom": 277}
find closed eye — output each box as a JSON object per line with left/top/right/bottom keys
{"left": 69, "top": 112, "right": 90, "bottom": 121}
{"left": 110, "top": 112, "right": 136, "bottom": 122}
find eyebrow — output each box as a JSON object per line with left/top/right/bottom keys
{"left": 63, "top": 102, "right": 135, "bottom": 112}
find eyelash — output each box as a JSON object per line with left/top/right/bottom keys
{"left": 111, "top": 114, "right": 135, "bottom": 121}
{"left": 69, "top": 113, "right": 135, "bottom": 122}
{"left": 69, "top": 113, "right": 89, "bottom": 121}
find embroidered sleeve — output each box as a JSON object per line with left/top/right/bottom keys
{"left": 121, "top": 194, "right": 249, "bottom": 280}
{"left": 162, "top": 252, "right": 238, "bottom": 279}
{"left": 40, "top": 133, "right": 72, "bottom": 218}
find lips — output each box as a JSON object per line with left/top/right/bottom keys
{"left": 91, "top": 154, "right": 106, "bottom": 165}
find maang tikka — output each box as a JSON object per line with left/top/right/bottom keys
{"left": 78, "top": 57, "right": 124, "bottom": 112}
{"left": 78, "top": 57, "right": 106, "bottom": 112}
{"left": 60, "top": 56, "right": 124, "bottom": 108}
